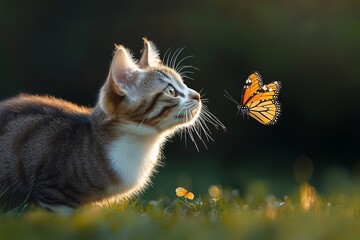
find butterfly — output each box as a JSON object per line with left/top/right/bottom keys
{"left": 175, "top": 187, "right": 194, "bottom": 200}
{"left": 225, "top": 72, "right": 282, "bottom": 125}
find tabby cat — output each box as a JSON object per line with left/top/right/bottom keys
{"left": 0, "top": 38, "right": 222, "bottom": 213}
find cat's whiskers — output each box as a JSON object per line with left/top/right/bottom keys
{"left": 178, "top": 101, "right": 202, "bottom": 151}
{"left": 175, "top": 102, "right": 193, "bottom": 141}
{"left": 184, "top": 107, "right": 199, "bottom": 151}
{"left": 165, "top": 49, "right": 173, "bottom": 66}
{"left": 177, "top": 65, "right": 199, "bottom": 73}
{"left": 199, "top": 89, "right": 206, "bottom": 98}
{"left": 199, "top": 89, "right": 209, "bottom": 103}
{"left": 201, "top": 98, "right": 209, "bottom": 103}
{"left": 164, "top": 48, "right": 198, "bottom": 82}
{"left": 172, "top": 93, "right": 224, "bottom": 151}
{"left": 168, "top": 48, "right": 182, "bottom": 69}
{"left": 180, "top": 74, "right": 194, "bottom": 81}
{"left": 176, "top": 104, "right": 188, "bottom": 118}
{"left": 193, "top": 105, "right": 212, "bottom": 144}
{"left": 171, "top": 47, "right": 185, "bottom": 69}
{"left": 179, "top": 70, "right": 195, "bottom": 75}
{"left": 184, "top": 105, "right": 189, "bottom": 147}
{"left": 201, "top": 107, "right": 226, "bottom": 131}
{"left": 178, "top": 66, "right": 199, "bottom": 81}
{"left": 196, "top": 111, "right": 214, "bottom": 142}
{"left": 175, "top": 55, "right": 194, "bottom": 72}
{"left": 188, "top": 105, "right": 208, "bottom": 150}
{"left": 162, "top": 48, "right": 172, "bottom": 64}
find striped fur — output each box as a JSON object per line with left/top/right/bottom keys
{"left": 0, "top": 39, "right": 201, "bottom": 212}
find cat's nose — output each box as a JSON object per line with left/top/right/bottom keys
{"left": 188, "top": 89, "right": 200, "bottom": 102}
{"left": 191, "top": 92, "right": 200, "bottom": 102}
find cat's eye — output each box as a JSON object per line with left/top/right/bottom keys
{"left": 164, "top": 85, "right": 176, "bottom": 97}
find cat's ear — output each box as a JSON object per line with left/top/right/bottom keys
{"left": 139, "top": 37, "right": 161, "bottom": 68}
{"left": 110, "top": 45, "right": 140, "bottom": 96}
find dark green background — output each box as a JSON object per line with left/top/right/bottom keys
{"left": 1, "top": 0, "right": 359, "bottom": 198}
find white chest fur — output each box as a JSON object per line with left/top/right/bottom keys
{"left": 106, "top": 134, "right": 164, "bottom": 197}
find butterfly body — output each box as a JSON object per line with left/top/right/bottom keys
{"left": 239, "top": 105, "right": 249, "bottom": 115}
{"left": 237, "top": 104, "right": 250, "bottom": 116}
{"left": 225, "top": 72, "right": 282, "bottom": 125}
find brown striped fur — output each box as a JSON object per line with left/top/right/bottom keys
{"left": 0, "top": 38, "right": 202, "bottom": 212}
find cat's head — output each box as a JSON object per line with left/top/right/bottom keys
{"left": 99, "top": 38, "right": 202, "bottom": 136}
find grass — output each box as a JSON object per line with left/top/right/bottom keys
{"left": 1, "top": 183, "right": 360, "bottom": 240}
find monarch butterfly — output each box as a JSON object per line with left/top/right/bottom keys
{"left": 225, "top": 72, "right": 281, "bottom": 125}
{"left": 175, "top": 187, "right": 194, "bottom": 200}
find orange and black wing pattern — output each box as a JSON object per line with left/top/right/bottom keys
{"left": 243, "top": 72, "right": 282, "bottom": 125}
{"left": 247, "top": 98, "right": 281, "bottom": 125}
{"left": 241, "top": 72, "right": 263, "bottom": 105}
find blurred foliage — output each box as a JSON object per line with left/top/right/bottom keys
{"left": 1, "top": 182, "right": 360, "bottom": 240}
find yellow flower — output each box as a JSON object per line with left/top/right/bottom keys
{"left": 208, "top": 185, "right": 222, "bottom": 199}
{"left": 175, "top": 187, "right": 194, "bottom": 200}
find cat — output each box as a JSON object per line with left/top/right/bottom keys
{"left": 0, "top": 38, "right": 223, "bottom": 213}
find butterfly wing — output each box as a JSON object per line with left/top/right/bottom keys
{"left": 242, "top": 72, "right": 263, "bottom": 105}
{"left": 248, "top": 81, "right": 281, "bottom": 103}
{"left": 248, "top": 99, "right": 281, "bottom": 125}
{"left": 245, "top": 79, "right": 282, "bottom": 125}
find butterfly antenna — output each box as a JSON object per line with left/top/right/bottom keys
{"left": 224, "top": 90, "right": 240, "bottom": 106}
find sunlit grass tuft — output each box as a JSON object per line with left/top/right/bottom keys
{"left": 300, "top": 182, "right": 322, "bottom": 212}
{"left": 1, "top": 183, "right": 360, "bottom": 239}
